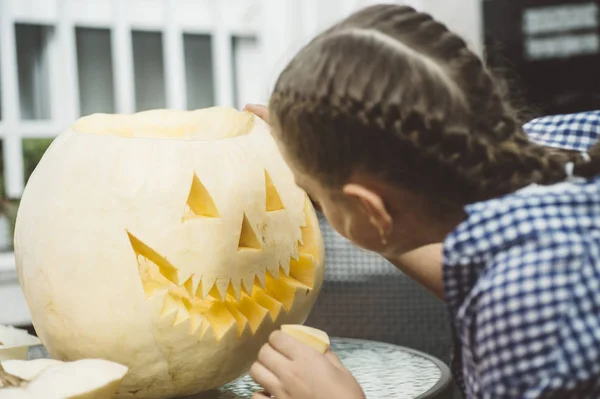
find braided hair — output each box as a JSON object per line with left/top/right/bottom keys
{"left": 269, "top": 5, "right": 600, "bottom": 206}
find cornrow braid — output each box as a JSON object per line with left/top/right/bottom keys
{"left": 269, "top": 5, "right": 600, "bottom": 207}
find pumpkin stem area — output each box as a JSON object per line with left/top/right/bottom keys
{"left": 70, "top": 107, "right": 256, "bottom": 140}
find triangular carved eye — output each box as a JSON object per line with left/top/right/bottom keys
{"left": 238, "top": 213, "right": 262, "bottom": 251}
{"left": 265, "top": 170, "right": 284, "bottom": 212}
{"left": 183, "top": 174, "right": 219, "bottom": 219}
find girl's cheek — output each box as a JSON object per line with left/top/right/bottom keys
{"left": 321, "top": 202, "right": 376, "bottom": 249}
{"left": 322, "top": 208, "right": 346, "bottom": 237}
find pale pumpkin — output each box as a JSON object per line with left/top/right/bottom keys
{"left": 13, "top": 107, "right": 325, "bottom": 398}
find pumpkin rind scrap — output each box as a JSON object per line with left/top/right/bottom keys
{"left": 281, "top": 325, "right": 330, "bottom": 354}
{"left": 0, "top": 358, "right": 128, "bottom": 398}
{"left": 13, "top": 107, "right": 325, "bottom": 398}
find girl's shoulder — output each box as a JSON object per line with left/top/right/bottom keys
{"left": 444, "top": 175, "right": 600, "bottom": 266}
{"left": 523, "top": 110, "right": 600, "bottom": 152}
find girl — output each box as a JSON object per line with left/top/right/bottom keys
{"left": 245, "top": 4, "right": 600, "bottom": 399}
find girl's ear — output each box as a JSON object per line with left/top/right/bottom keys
{"left": 342, "top": 183, "right": 393, "bottom": 237}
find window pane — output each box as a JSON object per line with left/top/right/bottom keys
{"left": 0, "top": 42, "right": 2, "bottom": 121}
{"left": 132, "top": 31, "right": 166, "bottom": 111}
{"left": 231, "top": 36, "right": 261, "bottom": 110}
{"left": 0, "top": 140, "right": 5, "bottom": 198}
{"left": 76, "top": 27, "right": 116, "bottom": 116}
{"left": 184, "top": 34, "right": 214, "bottom": 109}
{"left": 15, "top": 24, "right": 54, "bottom": 120}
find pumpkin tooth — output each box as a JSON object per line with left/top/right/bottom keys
{"left": 214, "top": 279, "right": 230, "bottom": 300}
{"left": 297, "top": 197, "right": 320, "bottom": 262}
{"left": 205, "top": 302, "right": 237, "bottom": 342}
{"left": 142, "top": 281, "right": 166, "bottom": 298}
{"left": 226, "top": 280, "right": 242, "bottom": 301}
{"left": 280, "top": 266, "right": 291, "bottom": 281}
{"left": 198, "top": 317, "right": 211, "bottom": 338}
{"left": 183, "top": 297, "right": 211, "bottom": 335}
{"left": 160, "top": 294, "right": 180, "bottom": 318}
{"left": 181, "top": 275, "right": 195, "bottom": 297}
{"left": 176, "top": 271, "right": 193, "bottom": 287}
{"left": 191, "top": 275, "right": 203, "bottom": 298}
{"left": 300, "top": 193, "right": 310, "bottom": 228}
{"left": 266, "top": 269, "right": 277, "bottom": 280}
{"left": 237, "top": 293, "right": 269, "bottom": 333}
{"left": 265, "top": 273, "right": 311, "bottom": 312}
{"left": 172, "top": 303, "right": 190, "bottom": 326}
{"left": 200, "top": 277, "right": 216, "bottom": 299}
{"left": 253, "top": 273, "right": 266, "bottom": 289}
{"left": 208, "top": 283, "right": 223, "bottom": 301}
{"left": 267, "top": 265, "right": 280, "bottom": 279}
{"left": 241, "top": 275, "right": 254, "bottom": 296}
{"left": 279, "top": 262, "right": 290, "bottom": 277}
{"left": 288, "top": 254, "right": 316, "bottom": 288}
{"left": 280, "top": 255, "right": 292, "bottom": 275}
{"left": 291, "top": 250, "right": 300, "bottom": 262}
{"left": 224, "top": 301, "right": 249, "bottom": 336}
{"left": 147, "top": 288, "right": 169, "bottom": 321}
{"left": 189, "top": 313, "right": 205, "bottom": 335}
{"left": 251, "top": 290, "right": 283, "bottom": 321}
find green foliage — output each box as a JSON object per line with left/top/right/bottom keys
{"left": 0, "top": 138, "right": 54, "bottom": 250}
{"left": 23, "top": 138, "right": 54, "bottom": 185}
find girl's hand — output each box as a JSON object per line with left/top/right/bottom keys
{"left": 250, "top": 330, "right": 366, "bottom": 399}
{"left": 244, "top": 104, "right": 270, "bottom": 124}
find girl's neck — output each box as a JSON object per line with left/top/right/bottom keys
{"left": 385, "top": 199, "right": 466, "bottom": 258}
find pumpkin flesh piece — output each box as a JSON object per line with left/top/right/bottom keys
{"left": 280, "top": 325, "right": 330, "bottom": 354}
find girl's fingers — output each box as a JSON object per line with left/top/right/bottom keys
{"left": 250, "top": 361, "right": 281, "bottom": 396}
{"left": 268, "top": 330, "right": 312, "bottom": 360}
{"left": 258, "top": 342, "right": 292, "bottom": 371}
{"left": 243, "top": 104, "right": 270, "bottom": 123}
{"left": 252, "top": 392, "right": 272, "bottom": 399}
{"left": 325, "top": 350, "right": 345, "bottom": 369}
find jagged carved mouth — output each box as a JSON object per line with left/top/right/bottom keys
{"left": 127, "top": 170, "right": 320, "bottom": 341}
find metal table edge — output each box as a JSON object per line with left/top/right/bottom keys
{"left": 27, "top": 337, "right": 453, "bottom": 398}
{"left": 329, "top": 337, "right": 453, "bottom": 398}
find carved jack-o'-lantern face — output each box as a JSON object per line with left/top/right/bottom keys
{"left": 13, "top": 108, "right": 325, "bottom": 398}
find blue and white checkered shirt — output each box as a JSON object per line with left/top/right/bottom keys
{"left": 443, "top": 110, "right": 600, "bottom": 398}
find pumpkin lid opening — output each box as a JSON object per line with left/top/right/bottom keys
{"left": 70, "top": 107, "right": 256, "bottom": 140}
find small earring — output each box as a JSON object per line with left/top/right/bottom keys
{"left": 378, "top": 226, "right": 389, "bottom": 245}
